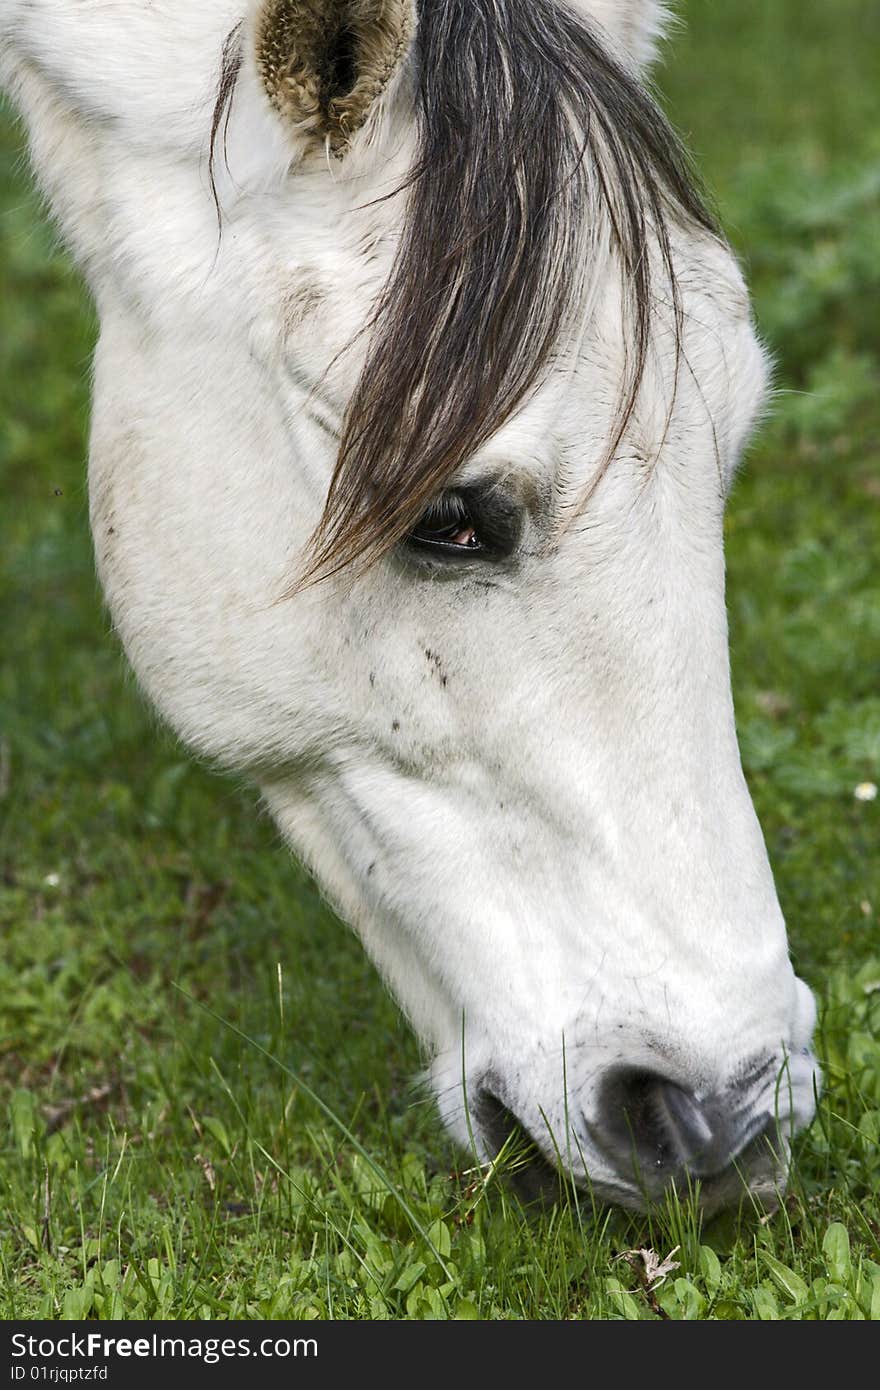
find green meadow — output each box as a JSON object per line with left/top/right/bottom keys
{"left": 1, "top": 0, "right": 878, "bottom": 1318}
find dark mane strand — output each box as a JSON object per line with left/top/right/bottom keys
{"left": 209, "top": 24, "right": 244, "bottom": 227}
{"left": 299, "top": 1, "right": 718, "bottom": 581}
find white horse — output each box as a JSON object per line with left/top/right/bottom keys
{"left": 1, "top": 0, "right": 820, "bottom": 1210}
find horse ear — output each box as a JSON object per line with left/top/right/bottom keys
{"left": 254, "top": 0, "right": 416, "bottom": 153}
{"left": 573, "top": 1, "right": 672, "bottom": 71}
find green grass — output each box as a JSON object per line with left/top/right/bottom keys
{"left": 1, "top": 0, "right": 878, "bottom": 1320}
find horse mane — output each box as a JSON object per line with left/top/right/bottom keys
{"left": 215, "top": 0, "right": 719, "bottom": 581}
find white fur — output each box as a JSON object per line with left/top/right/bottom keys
{"left": 572, "top": 0, "right": 672, "bottom": 70}
{"left": 1, "top": 0, "right": 819, "bottom": 1208}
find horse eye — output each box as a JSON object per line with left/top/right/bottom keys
{"left": 406, "top": 492, "right": 486, "bottom": 556}
{"left": 404, "top": 486, "right": 523, "bottom": 564}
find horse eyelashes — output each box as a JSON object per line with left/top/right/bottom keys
{"left": 417, "top": 491, "right": 472, "bottom": 534}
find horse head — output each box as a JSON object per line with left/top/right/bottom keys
{"left": 1, "top": 0, "right": 820, "bottom": 1209}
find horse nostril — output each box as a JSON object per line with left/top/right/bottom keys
{"left": 654, "top": 1080, "right": 718, "bottom": 1169}
{"left": 475, "top": 1088, "right": 561, "bottom": 1204}
{"left": 598, "top": 1068, "right": 771, "bottom": 1182}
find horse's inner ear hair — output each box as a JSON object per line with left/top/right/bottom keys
{"left": 255, "top": 0, "right": 415, "bottom": 153}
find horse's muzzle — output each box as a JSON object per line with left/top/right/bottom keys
{"left": 476, "top": 1055, "right": 803, "bottom": 1210}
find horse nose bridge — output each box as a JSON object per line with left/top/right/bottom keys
{"left": 594, "top": 1063, "right": 779, "bottom": 1182}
